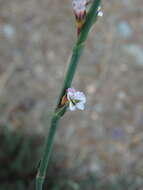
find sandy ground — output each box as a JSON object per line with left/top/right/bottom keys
{"left": 0, "top": 0, "right": 143, "bottom": 178}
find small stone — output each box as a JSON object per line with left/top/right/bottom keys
{"left": 120, "top": 64, "right": 128, "bottom": 72}
{"left": 3, "top": 24, "right": 16, "bottom": 39}
{"left": 117, "top": 91, "right": 126, "bottom": 100}
{"left": 115, "top": 101, "right": 124, "bottom": 111}
{"left": 93, "top": 103, "right": 103, "bottom": 113}
{"left": 31, "top": 32, "right": 41, "bottom": 43}
{"left": 111, "top": 128, "right": 125, "bottom": 140}
{"left": 48, "top": 51, "right": 55, "bottom": 61}
{"left": 117, "top": 21, "right": 132, "bottom": 38}
{"left": 124, "top": 45, "right": 143, "bottom": 66}
{"left": 91, "top": 112, "right": 98, "bottom": 120}
{"left": 34, "top": 65, "right": 45, "bottom": 77}
{"left": 89, "top": 163, "right": 101, "bottom": 172}
{"left": 86, "top": 84, "right": 96, "bottom": 94}
{"left": 125, "top": 125, "right": 134, "bottom": 134}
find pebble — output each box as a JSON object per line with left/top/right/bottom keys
{"left": 48, "top": 51, "right": 55, "bottom": 61}
{"left": 124, "top": 44, "right": 143, "bottom": 66}
{"left": 117, "top": 21, "right": 132, "bottom": 38}
{"left": 2, "top": 24, "right": 16, "bottom": 39}
{"left": 117, "top": 91, "right": 126, "bottom": 100}
{"left": 93, "top": 103, "right": 103, "bottom": 113}
{"left": 111, "top": 127, "right": 125, "bottom": 139}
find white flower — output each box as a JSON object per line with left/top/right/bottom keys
{"left": 67, "top": 88, "right": 86, "bottom": 111}
{"left": 98, "top": 11, "right": 103, "bottom": 17}
{"left": 72, "top": 0, "right": 87, "bottom": 15}
{"left": 72, "top": 0, "right": 103, "bottom": 19}
{"left": 97, "top": 6, "right": 103, "bottom": 17}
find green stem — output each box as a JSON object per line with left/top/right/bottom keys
{"left": 36, "top": 116, "right": 59, "bottom": 189}
{"left": 57, "top": 42, "right": 85, "bottom": 107}
{"left": 36, "top": 106, "right": 66, "bottom": 189}
{"left": 36, "top": 0, "right": 101, "bottom": 189}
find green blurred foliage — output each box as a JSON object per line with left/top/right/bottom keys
{"left": 0, "top": 125, "right": 42, "bottom": 190}
{"left": 0, "top": 125, "right": 142, "bottom": 190}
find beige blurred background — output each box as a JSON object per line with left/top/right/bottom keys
{"left": 0, "top": 0, "right": 143, "bottom": 182}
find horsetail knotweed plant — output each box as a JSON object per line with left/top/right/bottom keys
{"left": 36, "top": 0, "right": 103, "bottom": 189}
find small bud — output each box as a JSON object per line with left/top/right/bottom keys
{"left": 98, "top": 11, "right": 103, "bottom": 17}
{"left": 72, "top": 0, "right": 87, "bottom": 35}
{"left": 97, "top": 6, "right": 103, "bottom": 17}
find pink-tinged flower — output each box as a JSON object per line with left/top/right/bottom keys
{"left": 72, "top": 0, "right": 87, "bottom": 16}
{"left": 67, "top": 88, "right": 86, "bottom": 111}
{"left": 72, "top": 0, "right": 87, "bottom": 35}
{"left": 72, "top": 0, "right": 103, "bottom": 35}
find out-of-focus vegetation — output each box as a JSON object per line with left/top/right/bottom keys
{"left": 0, "top": 125, "right": 41, "bottom": 190}
{"left": 0, "top": 126, "right": 142, "bottom": 190}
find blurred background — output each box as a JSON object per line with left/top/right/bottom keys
{"left": 0, "top": 0, "right": 143, "bottom": 189}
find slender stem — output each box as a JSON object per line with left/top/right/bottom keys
{"left": 36, "top": 0, "right": 101, "bottom": 189}
{"left": 36, "top": 115, "right": 59, "bottom": 190}
{"left": 36, "top": 106, "right": 66, "bottom": 190}
{"left": 57, "top": 43, "right": 85, "bottom": 107}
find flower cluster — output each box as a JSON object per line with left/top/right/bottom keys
{"left": 67, "top": 88, "right": 86, "bottom": 111}
{"left": 72, "top": 0, "right": 103, "bottom": 35}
